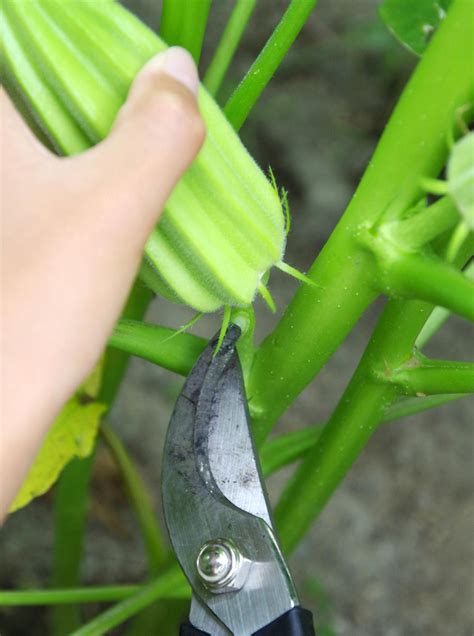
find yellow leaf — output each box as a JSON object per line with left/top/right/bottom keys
{"left": 9, "top": 397, "right": 106, "bottom": 513}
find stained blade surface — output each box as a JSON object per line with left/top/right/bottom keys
{"left": 162, "top": 325, "right": 298, "bottom": 636}
{"left": 196, "top": 328, "right": 272, "bottom": 526}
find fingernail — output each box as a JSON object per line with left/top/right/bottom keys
{"left": 159, "top": 47, "right": 199, "bottom": 95}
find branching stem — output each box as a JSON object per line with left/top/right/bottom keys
{"left": 275, "top": 299, "right": 431, "bottom": 552}
{"left": 389, "top": 360, "right": 474, "bottom": 395}
{"left": 248, "top": 0, "right": 474, "bottom": 445}
{"left": 109, "top": 320, "right": 206, "bottom": 376}
{"left": 276, "top": 235, "right": 474, "bottom": 552}
{"left": 260, "top": 392, "right": 469, "bottom": 475}
{"left": 378, "top": 250, "right": 474, "bottom": 321}
{"left": 416, "top": 261, "right": 474, "bottom": 348}
{"left": 381, "top": 196, "right": 460, "bottom": 249}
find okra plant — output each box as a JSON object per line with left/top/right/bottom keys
{"left": 1, "top": 0, "right": 473, "bottom": 634}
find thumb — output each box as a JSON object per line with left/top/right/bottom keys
{"left": 71, "top": 46, "right": 205, "bottom": 242}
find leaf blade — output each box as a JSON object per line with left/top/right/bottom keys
{"left": 9, "top": 398, "right": 106, "bottom": 512}
{"left": 379, "top": 0, "right": 452, "bottom": 56}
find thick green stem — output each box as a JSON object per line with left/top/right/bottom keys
{"left": 159, "top": 0, "right": 212, "bottom": 63}
{"left": 204, "top": 0, "right": 256, "bottom": 96}
{"left": 248, "top": 0, "right": 474, "bottom": 444}
{"left": 100, "top": 423, "right": 169, "bottom": 574}
{"left": 224, "top": 0, "right": 319, "bottom": 130}
{"left": 51, "top": 456, "right": 94, "bottom": 635}
{"left": 108, "top": 320, "right": 206, "bottom": 376}
{"left": 390, "top": 360, "right": 474, "bottom": 395}
{"left": 69, "top": 568, "right": 190, "bottom": 636}
{"left": 274, "top": 235, "right": 473, "bottom": 553}
{"left": 51, "top": 283, "right": 152, "bottom": 635}
{"left": 249, "top": 251, "right": 376, "bottom": 445}
{"left": 275, "top": 299, "right": 433, "bottom": 552}
{"left": 0, "top": 586, "right": 141, "bottom": 606}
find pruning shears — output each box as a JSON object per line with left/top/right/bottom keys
{"left": 162, "top": 324, "right": 316, "bottom": 636}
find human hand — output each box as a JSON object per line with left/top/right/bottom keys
{"left": 0, "top": 47, "right": 205, "bottom": 517}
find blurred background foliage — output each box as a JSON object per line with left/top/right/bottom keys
{"left": 1, "top": 1, "right": 472, "bottom": 635}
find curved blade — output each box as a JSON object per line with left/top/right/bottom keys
{"left": 162, "top": 325, "right": 298, "bottom": 636}
{"left": 195, "top": 328, "right": 272, "bottom": 527}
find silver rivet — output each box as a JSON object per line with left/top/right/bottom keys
{"left": 196, "top": 539, "right": 241, "bottom": 589}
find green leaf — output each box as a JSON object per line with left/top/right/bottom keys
{"left": 447, "top": 132, "right": 474, "bottom": 230}
{"left": 379, "top": 0, "right": 452, "bottom": 55}
{"left": 10, "top": 398, "right": 106, "bottom": 512}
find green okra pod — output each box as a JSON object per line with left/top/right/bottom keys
{"left": 1, "top": 0, "right": 286, "bottom": 312}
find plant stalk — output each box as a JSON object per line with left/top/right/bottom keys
{"left": 260, "top": 392, "right": 469, "bottom": 475}
{"left": 275, "top": 299, "right": 432, "bottom": 552}
{"left": 50, "top": 282, "right": 152, "bottom": 635}
{"left": 100, "top": 422, "right": 169, "bottom": 574}
{"left": 248, "top": 0, "right": 474, "bottom": 444}
{"left": 50, "top": 456, "right": 95, "bottom": 635}
{"left": 390, "top": 360, "right": 474, "bottom": 395}
{"left": 69, "top": 567, "right": 190, "bottom": 636}
{"left": 382, "top": 196, "right": 460, "bottom": 249}
{"left": 204, "top": 0, "right": 257, "bottom": 96}
{"left": 416, "top": 261, "right": 474, "bottom": 348}
{"left": 224, "top": 0, "right": 319, "bottom": 130}
{"left": 376, "top": 249, "right": 474, "bottom": 321}
{"left": 0, "top": 586, "right": 141, "bottom": 606}
{"left": 275, "top": 236, "right": 473, "bottom": 552}
{"left": 108, "top": 319, "right": 206, "bottom": 377}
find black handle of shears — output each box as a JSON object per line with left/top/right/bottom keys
{"left": 180, "top": 607, "right": 316, "bottom": 635}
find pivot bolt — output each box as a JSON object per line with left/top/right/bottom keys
{"left": 196, "top": 539, "right": 241, "bottom": 589}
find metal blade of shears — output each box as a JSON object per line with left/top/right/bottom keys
{"left": 162, "top": 325, "right": 298, "bottom": 636}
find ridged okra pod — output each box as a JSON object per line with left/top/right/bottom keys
{"left": 1, "top": 0, "right": 286, "bottom": 312}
